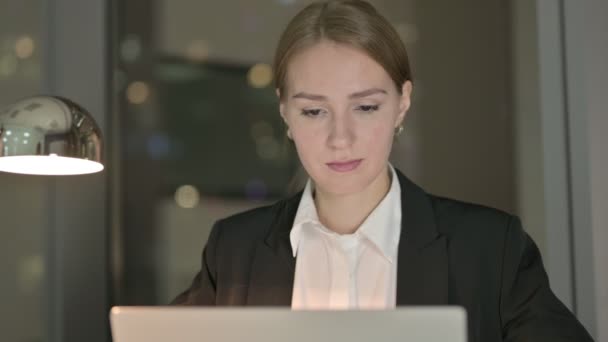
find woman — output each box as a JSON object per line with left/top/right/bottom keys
{"left": 173, "top": 1, "right": 593, "bottom": 341}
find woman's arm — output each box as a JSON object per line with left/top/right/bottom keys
{"left": 499, "top": 216, "right": 594, "bottom": 341}
{"left": 171, "top": 221, "right": 222, "bottom": 305}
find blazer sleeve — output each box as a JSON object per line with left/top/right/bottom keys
{"left": 170, "top": 220, "right": 221, "bottom": 305}
{"left": 499, "top": 216, "right": 594, "bottom": 341}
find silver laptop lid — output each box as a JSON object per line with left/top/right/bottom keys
{"left": 110, "top": 306, "right": 467, "bottom": 342}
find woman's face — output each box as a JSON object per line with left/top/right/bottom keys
{"left": 279, "top": 40, "right": 412, "bottom": 196}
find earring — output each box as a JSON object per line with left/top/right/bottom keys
{"left": 395, "top": 124, "right": 404, "bottom": 136}
{"left": 286, "top": 128, "right": 293, "bottom": 140}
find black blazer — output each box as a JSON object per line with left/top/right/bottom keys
{"left": 172, "top": 169, "right": 593, "bottom": 342}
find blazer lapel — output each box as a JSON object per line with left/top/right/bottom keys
{"left": 246, "top": 192, "right": 302, "bottom": 306}
{"left": 245, "top": 170, "right": 449, "bottom": 307}
{"left": 395, "top": 170, "right": 449, "bottom": 305}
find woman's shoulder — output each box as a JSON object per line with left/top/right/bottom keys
{"left": 426, "top": 194, "right": 522, "bottom": 242}
{"left": 395, "top": 168, "right": 520, "bottom": 240}
{"left": 211, "top": 193, "right": 301, "bottom": 242}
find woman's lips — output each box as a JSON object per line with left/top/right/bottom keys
{"left": 326, "top": 159, "right": 363, "bottom": 172}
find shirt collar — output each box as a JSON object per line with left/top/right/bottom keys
{"left": 357, "top": 165, "right": 402, "bottom": 262}
{"left": 289, "top": 164, "right": 402, "bottom": 262}
{"left": 289, "top": 179, "right": 318, "bottom": 257}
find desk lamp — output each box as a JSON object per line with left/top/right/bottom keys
{"left": 0, "top": 96, "right": 103, "bottom": 175}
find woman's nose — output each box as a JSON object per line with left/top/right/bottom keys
{"left": 327, "top": 115, "right": 354, "bottom": 149}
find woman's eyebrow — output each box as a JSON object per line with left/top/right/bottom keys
{"left": 348, "top": 88, "right": 387, "bottom": 99}
{"left": 291, "top": 88, "right": 387, "bottom": 101}
{"left": 292, "top": 92, "right": 326, "bottom": 101}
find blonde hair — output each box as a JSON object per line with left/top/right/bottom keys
{"left": 273, "top": 0, "right": 413, "bottom": 100}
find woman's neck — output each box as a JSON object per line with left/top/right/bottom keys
{"left": 314, "top": 166, "right": 391, "bottom": 235}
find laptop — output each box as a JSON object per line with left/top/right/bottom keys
{"left": 110, "top": 306, "right": 467, "bottom": 342}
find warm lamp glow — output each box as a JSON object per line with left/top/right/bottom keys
{"left": 0, "top": 155, "right": 104, "bottom": 175}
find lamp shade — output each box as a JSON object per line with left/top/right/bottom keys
{"left": 0, "top": 96, "right": 103, "bottom": 175}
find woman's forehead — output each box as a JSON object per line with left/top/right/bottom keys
{"left": 285, "top": 42, "right": 394, "bottom": 95}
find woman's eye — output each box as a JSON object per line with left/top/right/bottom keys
{"left": 301, "top": 109, "right": 323, "bottom": 117}
{"left": 357, "top": 104, "right": 380, "bottom": 113}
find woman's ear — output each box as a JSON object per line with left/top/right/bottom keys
{"left": 277, "top": 88, "right": 287, "bottom": 123}
{"left": 396, "top": 80, "right": 413, "bottom": 127}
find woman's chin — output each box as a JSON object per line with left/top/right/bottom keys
{"left": 313, "top": 177, "right": 368, "bottom": 197}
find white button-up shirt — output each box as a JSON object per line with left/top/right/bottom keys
{"left": 290, "top": 165, "right": 402, "bottom": 310}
